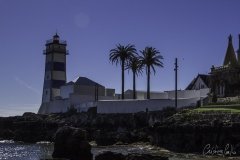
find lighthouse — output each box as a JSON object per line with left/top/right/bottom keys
{"left": 38, "top": 33, "right": 68, "bottom": 113}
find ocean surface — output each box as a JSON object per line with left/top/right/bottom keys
{"left": 0, "top": 140, "right": 239, "bottom": 160}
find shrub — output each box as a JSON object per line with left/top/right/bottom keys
{"left": 66, "top": 105, "right": 77, "bottom": 115}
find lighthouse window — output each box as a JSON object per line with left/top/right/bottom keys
{"left": 52, "top": 80, "right": 65, "bottom": 88}
{"left": 53, "top": 62, "right": 65, "bottom": 71}
{"left": 46, "top": 62, "right": 52, "bottom": 70}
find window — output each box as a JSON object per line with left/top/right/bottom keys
{"left": 53, "top": 62, "right": 65, "bottom": 71}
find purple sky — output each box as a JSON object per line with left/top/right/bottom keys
{"left": 1, "top": 0, "right": 240, "bottom": 116}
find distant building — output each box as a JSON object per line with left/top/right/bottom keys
{"left": 210, "top": 34, "right": 240, "bottom": 97}
{"left": 186, "top": 74, "right": 210, "bottom": 90}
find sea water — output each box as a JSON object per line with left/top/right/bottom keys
{"left": 0, "top": 140, "right": 239, "bottom": 160}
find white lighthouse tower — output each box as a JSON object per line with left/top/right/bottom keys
{"left": 38, "top": 33, "right": 68, "bottom": 114}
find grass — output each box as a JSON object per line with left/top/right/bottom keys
{"left": 192, "top": 104, "right": 240, "bottom": 113}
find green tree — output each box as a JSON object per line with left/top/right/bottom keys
{"left": 140, "top": 47, "right": 163, "bottom": 99}
{"left": 109, "top": 44, "right": 137, "bottom": 99}
{"left": 126, "top": 56, "right": 143, "bottom": 99}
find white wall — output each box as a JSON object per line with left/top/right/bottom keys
{"left": 97, "top": 98, "right": 199, "bottom": 114}
{"left": 74, "top": 85, "right": 105, "bottom": 96}
{"left": 125, "top": 91, "right": 168, "bottom": 100}
{"left": 60, "top": 85, "right": 74, "bottom": 99}
{"left": 38, "top": 99, "right": 70, "bottom": 114}
{"left": 70, "top": 94, "right": 95, "bottom": 104}
{"left": 200, "top": 88, "right": 210, "bottom": 97}
{"left": 105, "top": 88, "right": 115, "bottom": 97}
{"left": 124, "top": 88, "right": 209, "bottom": 100}
{"left": 39, "top": 88, "right": 209, "bottom": 114}
{"left": 52, "top": 88, "right": 60, "bottom": 98}
{"left": 69, "top": 94, "right": 115, "bottom": 105}
{"left": 166, "top": 90, "right": 201, "bottom": 99}
{"left": 150, "top": 92, "right": 168, "bottom": 99}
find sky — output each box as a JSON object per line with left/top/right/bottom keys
{"left": 0, "top": 0, "right": 240, "bottom": 116}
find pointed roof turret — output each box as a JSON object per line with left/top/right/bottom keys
{"left": 223, "top": 34, "right": 238, "bottom": 66}
{"left": 53, "top": 32, "right": 60, "bottom": 41}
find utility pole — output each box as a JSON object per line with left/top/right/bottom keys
{"left": 94, "top": 84, "right": 97, "bottom": 101}
{"left": 174, "top": 58, "right": 178, "bottom": 108}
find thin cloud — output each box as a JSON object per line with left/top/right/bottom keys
{"left": 14, "top": 77, "right": 41, "bottom": 95}
{"left": 0, "top": 103, "right": 40, "bottom": 110}
{"left": 0, "top": 104, "right": 39, "bottom": 117}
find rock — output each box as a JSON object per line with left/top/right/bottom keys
{"left": 95, "top": 151, "right": 125, "bottom": 160}
{"left": 52, "top": 126, "right": 92, "bottom": 160}
{"left": 0, "top": 129, "right": 14, "bottom": 140}
{"left": 22, "top": 112, "right": 43, "bottom": 121}
{"left": 95, "top": 130, "right": 116, "bottom": 146}
{"left": 95, "top": 152, "right": 169, "bottom": 160}
{"left": 126, "top": 153, "right": 168, "bottom": 160}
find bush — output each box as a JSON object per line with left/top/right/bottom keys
{"left": 212, "top": 94, "right": 217, "bottom": 103}
{"left": 66, "top": 105, "right": 77, "bottom": 115}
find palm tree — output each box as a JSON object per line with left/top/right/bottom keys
{"left": 140, "top": 47, "right": 163, "bottom": 99}
{"left": 109, "top": 44, "right": 137, "bottom": 99}
{"left": 126, "top": 56, "right": 143, "bottom": 99}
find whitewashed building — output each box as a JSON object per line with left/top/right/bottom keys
{"left": 38, "top": 34, "right": 210, "bottom": 114}
{"left": 97, "top": 88, "right": 209, "bottom": 113}
{"left": 38, "top": 76, "right": 116, "bottom": 114}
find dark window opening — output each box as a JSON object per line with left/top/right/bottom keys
{"left": 53, "top": 62, "right": 65, "bottom": 71}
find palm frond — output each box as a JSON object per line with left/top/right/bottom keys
{"left": 126, "top": 55, "right": 143, "bottom": 76}
{"left": 140, "top": 46, "right": 164, "bottom": 75}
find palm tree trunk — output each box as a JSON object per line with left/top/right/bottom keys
{"left": 147, "top": 66, "right": 150, "bottom": 99}
{"left": 133, "top": 71, "right": 136, "bottom": 99}
{"left": 121, "top": 60, "right": 125, "bottom": 99}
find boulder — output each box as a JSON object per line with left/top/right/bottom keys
{"left": 22, "top": 112, "right": 43, "bottom": 121}
{"left": 52, "top": 126, "right": 92, "bottom": 160}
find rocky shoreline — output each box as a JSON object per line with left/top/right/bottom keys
{"left": 1, "top": 108, "right": 240, "bottom": 157}
{"left": 151, "top": 110, "right": 240, "bottom": 155}
{"left": 0, "top": 108, "right": 176, "bottom": 144}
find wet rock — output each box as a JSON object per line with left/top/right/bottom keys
{"left": 95, "top": 130, "right": 116, "bottom": 146}
{"left": 52, "top": 126, "right": 92, "bottom": 160}
{"left": 95, "top": 151, "right": 125, "bottom": 160}
{"left": 126, "top": 153, "right": 168, "bottom": 160}
{"left": 95, "top": 152, "right": 169, "bottom": 160}
{"left": 151, "top": 111, "right": 240, "bottom": 154}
